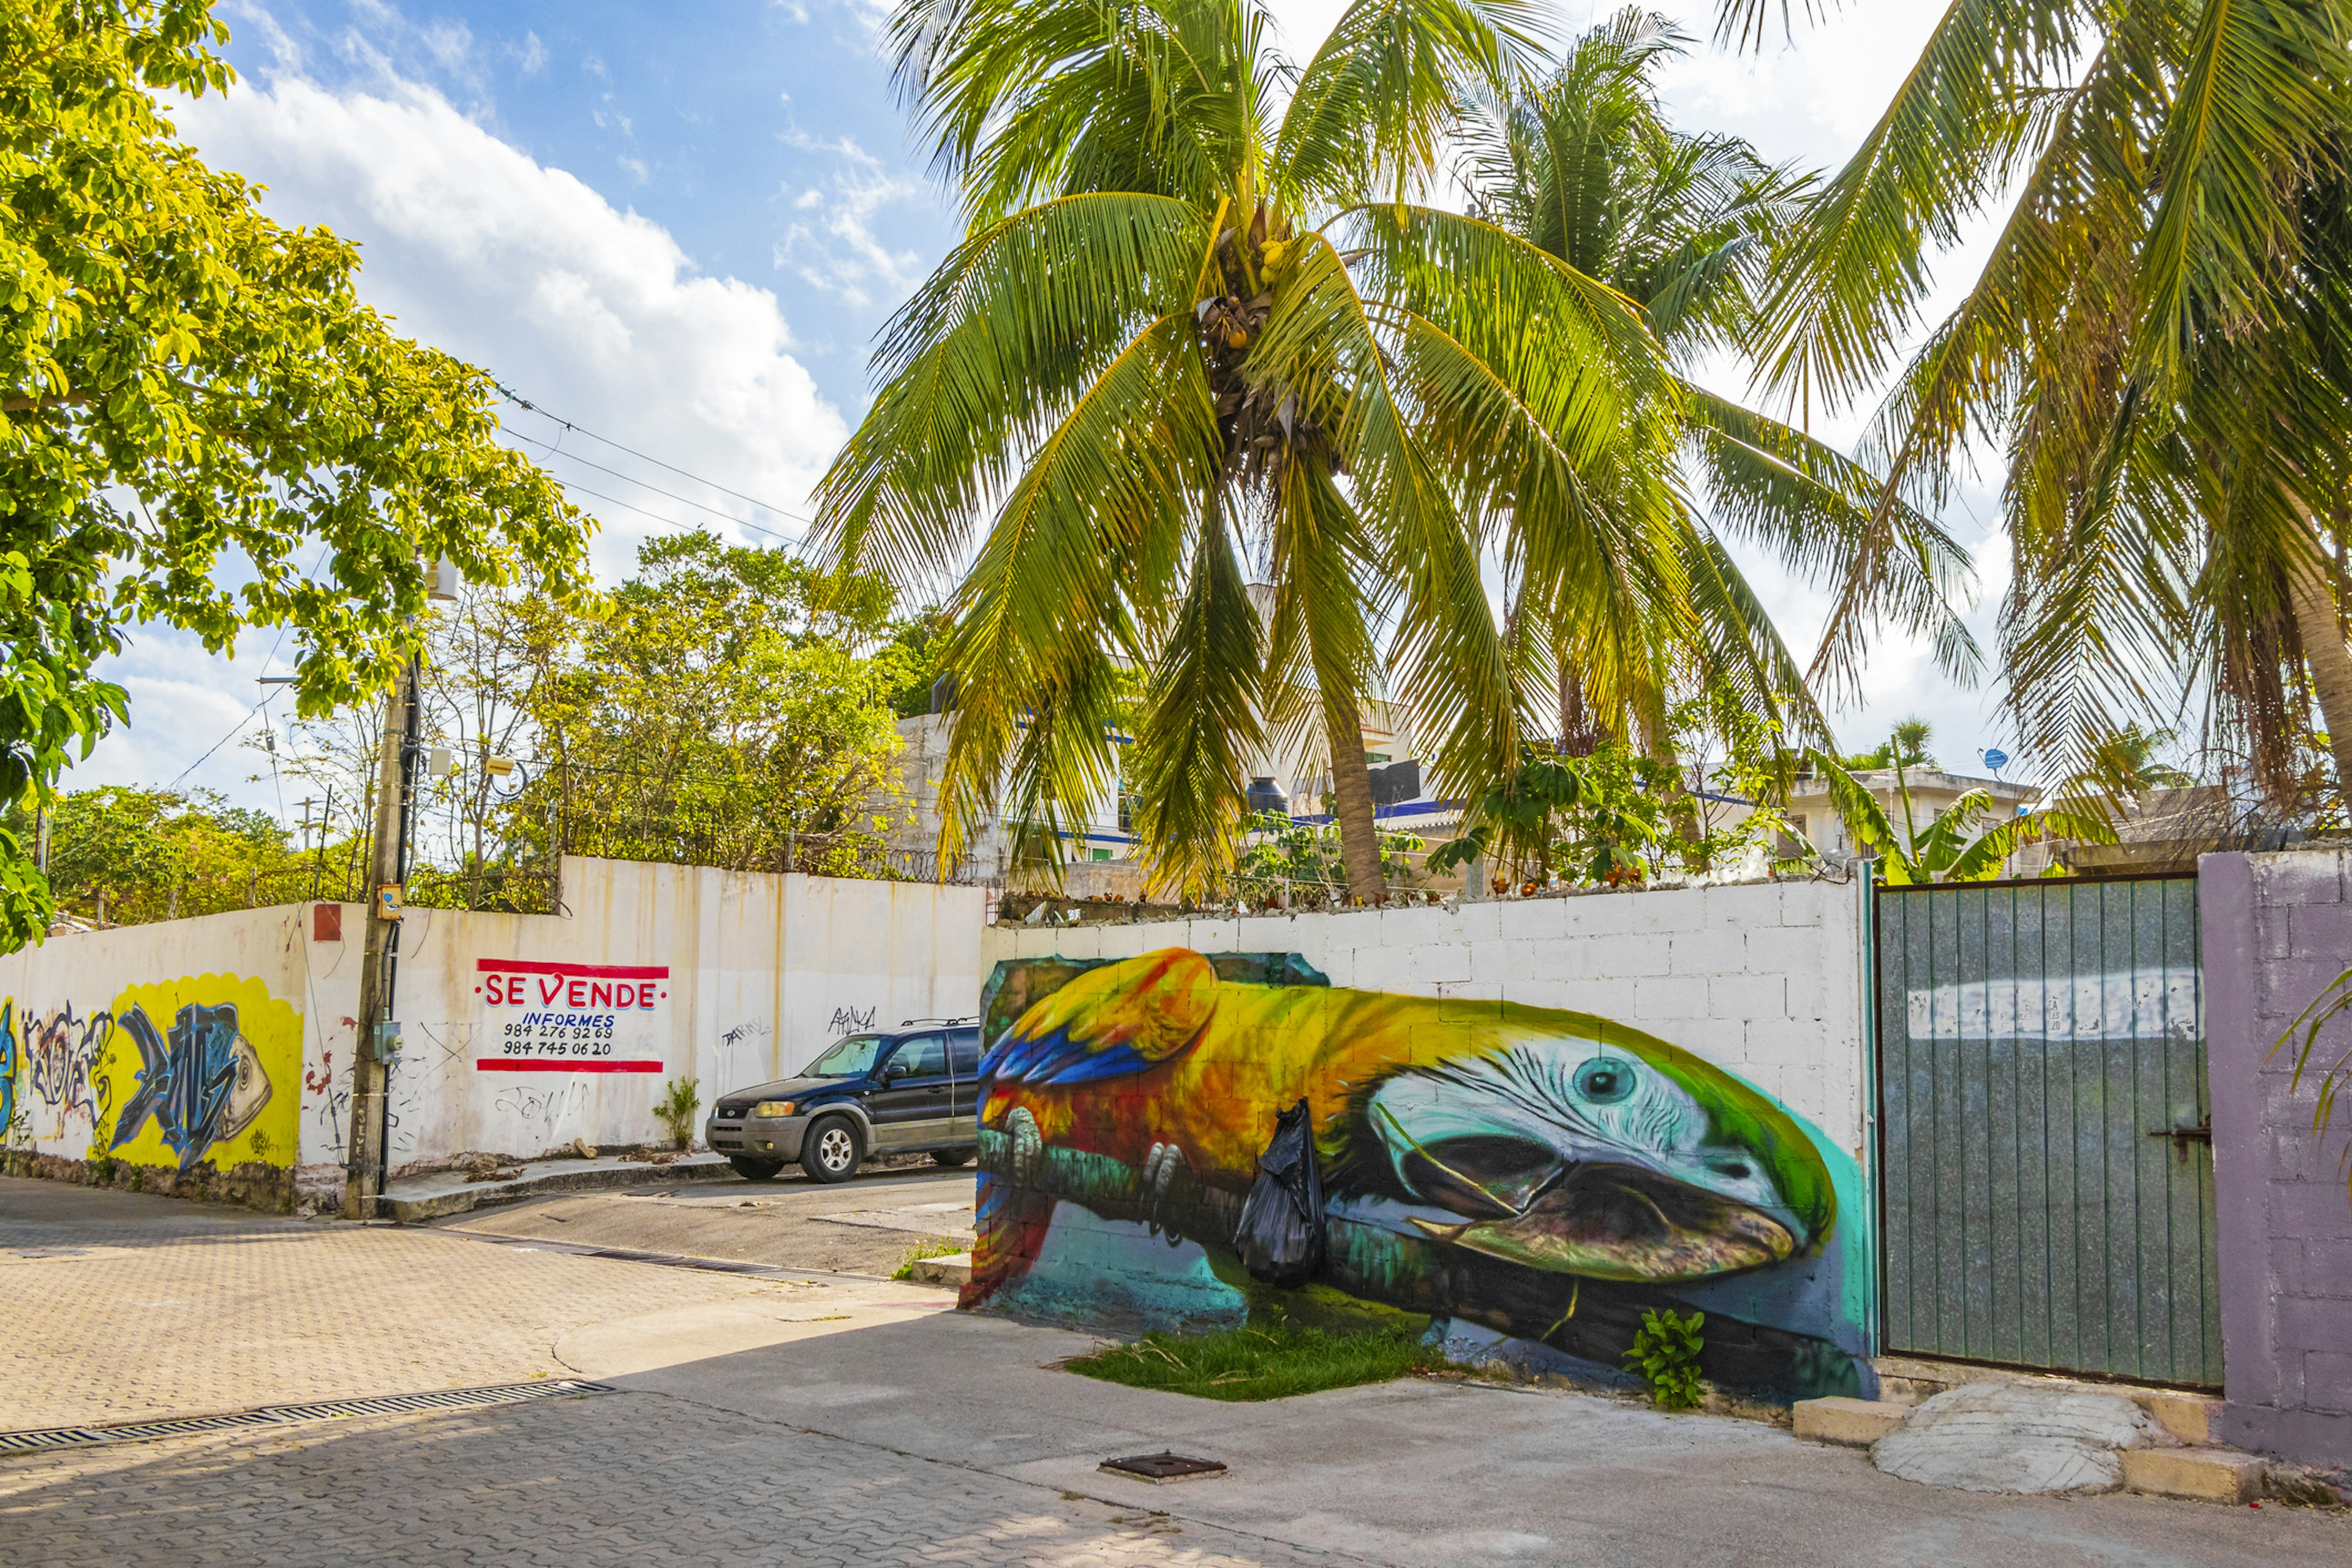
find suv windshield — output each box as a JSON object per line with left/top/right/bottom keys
{"left": 803, "top": 1034, "right": 886, "bottom": 1077}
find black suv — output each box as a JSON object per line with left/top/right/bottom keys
{"left": 705, "top": 1022, "right": 983, "bottom": 1183}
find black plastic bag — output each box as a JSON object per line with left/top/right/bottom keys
{"left": 1234, "top": 1098, "right": 1325, "bottom": 1286}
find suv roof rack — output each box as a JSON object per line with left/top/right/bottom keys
{"left": 899, "top": 1016, "right": 979, "bottom": 1028}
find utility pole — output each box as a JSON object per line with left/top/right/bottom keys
{"left": 345, "top": 658, "right": 419, "bottom": 1219}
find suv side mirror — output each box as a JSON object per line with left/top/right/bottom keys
{"left": 881, "top": 1058, "right": 908, "bottom": 1082}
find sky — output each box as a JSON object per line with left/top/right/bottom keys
{"left": 83, "top": 0, "right": 2034, "bottom": 823}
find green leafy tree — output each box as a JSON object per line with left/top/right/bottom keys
{"left": 519, "top": 532, "right": 915, "bottom": 876}
{"left": 1431, "top": 687, "right": 1795, "bottom": 887}
{"left": 1659, "top": 688, "right": 1793, "bottom": 874}
{"left": 1428, "top": 746, "right": 1665, "bottom": 888}
{"left": 0, "top": 0, "right": 595, "bottom": 950}
{"left": 4, "top": 785, "right": 303, "bottom": 924}
{"left": 1234, "top": 810, "right": 1422, "bottom": 903}
{"left": 1718, "top": 0, "right": 2352, "bottom": 813}
{"left": 812, "top": 0, "right": 1954, "bottom": 907}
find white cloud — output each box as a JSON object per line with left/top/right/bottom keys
{"left": 774, "top": 130, "right": 927, "bottom": 308}
{"left": 175, "top": 72, "right": 847, "bottom": 567}
{"left": 83, "top": 68, "right": 850, "bottom": 803}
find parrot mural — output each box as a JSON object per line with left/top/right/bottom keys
{"left": 968, "top": 948, "right": 1868, "bottom": 1400}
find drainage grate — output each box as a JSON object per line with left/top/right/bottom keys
{"left": 1100, "top": 1451, "right": 1228, "bottom": 1483}
{"left": 0, "top": 1379, "right": 613, "bottom": 1455}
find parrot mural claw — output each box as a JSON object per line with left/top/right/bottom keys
{"left": 1143, "top": 1142, "right": 1182, "bottom": 1238}
{"left": 967, "top": 948, "right": 1866, "bottom": 1400}
{"left": 1007, "top": 1106, "right": 1044, "bottom": 1189}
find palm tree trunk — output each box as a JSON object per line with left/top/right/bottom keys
{"left": 1322, "top": 697, "right": 1387, "bottom": 905}
{"left": 2286, "top": 542, "right": 2352, "bottom": 810}
{"left": 1557, "top": 666, "right": 1603, "bottom": 756}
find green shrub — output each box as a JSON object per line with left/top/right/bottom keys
{"left": 891, "top": 1238, "right": 966, "bottom": 1280}
{"left": 1623, "top": 1307, "right": 1706, "bottom": 1409}
{"left": 654, "top": 1077, "right": 701, "bottom": 1148}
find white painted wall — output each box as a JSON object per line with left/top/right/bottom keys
{"left": 982, "top": 878, "right": 1871, "bottom": 1160}
{"left": 364, "top": 859, "right": 985, "bottom": 1167}
{"left": 3, "top": 859, "right": 986, "bottom": 1183}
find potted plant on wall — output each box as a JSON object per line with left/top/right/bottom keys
{"left": 655, "top": 1077, "right": 700, "bottom": 1152}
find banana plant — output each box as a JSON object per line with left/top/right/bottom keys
{"left": 1803, "top": 749, "right": 2111, "bottom": 886}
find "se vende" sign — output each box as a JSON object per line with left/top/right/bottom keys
{"left": 473, "top": 959, "right": 670, "bottom": 1073}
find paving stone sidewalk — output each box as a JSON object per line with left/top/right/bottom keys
{"left": 0, "top": 1178, "right": 797, "bottom": 1430}
{"left": 0, "top": 1389, "right": 1348, "bottom": 1568}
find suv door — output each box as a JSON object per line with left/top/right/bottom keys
{"left": 865, "top": 1034, "right": 951, "bottom": 1150}
{"left": 945, "top": 1029, "right": 982, "bottom": 1142}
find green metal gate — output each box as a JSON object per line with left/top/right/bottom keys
{"left": 1873, "top": 875, "right": 2222, "bottom": 1387}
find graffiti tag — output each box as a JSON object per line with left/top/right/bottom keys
{"left": 495, "top": 1082, "right": 587, "bottom": 1145}
{"left": 29, "top": 1003, "right": 109, "bottom": 1134}
{"left": 718, "top": 1019, "right": 772, "bottom": 1050}
{"left": 827, "top": 1006, "right": 876, "bottom": 1036}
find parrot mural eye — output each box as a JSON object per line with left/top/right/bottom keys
{"left": 1574, "top": 1057, "right": 1636, "bottom": 1104}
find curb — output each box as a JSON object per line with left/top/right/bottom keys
{"left": 385, "top": 1155, "right": 731, "bottom": 1221}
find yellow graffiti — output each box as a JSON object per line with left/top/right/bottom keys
{"left": 96, "top": 974, "right": 301, "bottom": 1172}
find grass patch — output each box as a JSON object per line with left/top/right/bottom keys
{"left": 891, "top": 1237, "right": 967, "bottom": 1281}
{"left": 1063, "top": 1322, "right": 1440, "bottom": 1401}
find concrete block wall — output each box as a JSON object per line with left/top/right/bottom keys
{"left": 2, "top": 861, "right": 986, "bottom": 1199}
{"left": 2204, "top": 850, "right": 2352, "bottom": 1468}
{"left": 984, "top": 878, "right": 1869, "bottom": 1159}
{"left": 383, "top": 858, "right": 984, "bottom": 1169}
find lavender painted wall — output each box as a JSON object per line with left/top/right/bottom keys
{"left": 2203, "top": 850, "right": 2352, "bottom": 1468}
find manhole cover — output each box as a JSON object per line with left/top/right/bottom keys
{"left": 1100, "top": 1452, "right": 1228, "bottom": 1483}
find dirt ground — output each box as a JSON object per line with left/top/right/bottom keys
{"left": 437, "top": 1163, "right": 977, "bottom": 1275}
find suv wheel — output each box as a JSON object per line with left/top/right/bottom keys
{"left": 728, "top": 1156, "right": 786, "bottom": 1182}
{"left": 801, "top": 1116, "right": 862, "bottom": 1183}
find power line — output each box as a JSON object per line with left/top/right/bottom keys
{"left": 494, "top": 382, "right": 821, "bottom": 531}
{"left": 167, "top": 546, "right": 332, "bottom": 793}
{"left": 505, "top": 430, "right": 811, "bottom": 553}
{"left": 535, "top": 470, "right": 810, "bottom": 551}
{"left": 504, "top": 426, "right": 798, "bottom": 536}
{"left": 167, "top": 684, "right": 290, "bottom": 792}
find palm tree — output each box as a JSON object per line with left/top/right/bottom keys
{"left": 815, "top": 0, "right": 1966, "bottom": 902}
{"left": 2080, "top": 723, "right": 2195, "bottom": 800}
{"left": 1714, "top": 0, "right": 2352, "bottom": 816}
{"left": 1839, "top": 714, "right": 1934, "bottom": 771}
{"left": 1460, "top": 12, "right": 1980, "bottom": 745}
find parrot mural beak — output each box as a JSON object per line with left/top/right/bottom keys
{"left": 1406, "top": 1163, "right": 1798, "bottom": 1281}
{"left": 1364, "top": 1038, "right": 1829, "bottom": 1284}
